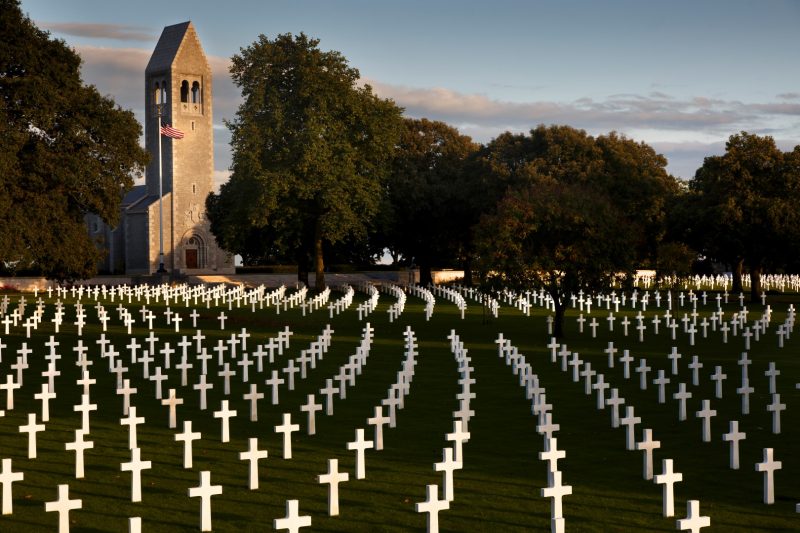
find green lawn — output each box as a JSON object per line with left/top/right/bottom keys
{"left": 0, "top": 284, "right": 797, "bottom": 531}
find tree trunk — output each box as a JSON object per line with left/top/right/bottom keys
{"left": 750, "top": 263, "right": 762, "bottom": 303}
{"left": 296, "top": 250, "right": 309, "bottom": 287}
{"left": 314, "top": 220, "right": 325, "bottom": 290}
{"left": 419, "top": 263, "right": 433, "bottom": 287}
{"left": 732, "top": 258, "right": 744, "bottom": 295}
{"left": 463, "top": 256, "right": 473, "bottom": 287}
{"left": 553, "top": 299, "right": 565, "bottom": 339}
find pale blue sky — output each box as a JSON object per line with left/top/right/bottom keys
{"left": 20, "top": 0, "right": 800, "bottom": 181}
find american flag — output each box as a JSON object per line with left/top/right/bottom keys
{"left": 160, "top": 123, "right": 185, "bottom": 139}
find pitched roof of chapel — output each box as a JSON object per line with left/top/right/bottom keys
{"left": 145, "top": 21, "right": 192, "bottom": 74}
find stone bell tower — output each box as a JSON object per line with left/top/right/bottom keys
{"left": 124, "top": 21, "right": 232, "bottom": 274}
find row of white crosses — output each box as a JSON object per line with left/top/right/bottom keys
{"left": 327, "top": 285, "right": 355, "bottom": 319}
{"left": 451, "top": 284, "right": 500, "bottom": 318}
{"left": 494, "top": 333, "right": 572, "bottom": 533}
{"left": 634, "top": 272, "right": 800, "bottom": 293}
{"left": 181, "top": 322, "right": 375, "bottom": 531}
{"left": 0, "top": 290, "right": 384, "bottom": 531}
{"left": 379, "top": 284, "right": 407, "bottom": 323}
{"left": 414, "top": 330, "right": 472, "bottom": 533}
{"left": 309, "top": 326, "right": 413, "bottom": 525}
{"left": 311, "top": 323, "right": 372, "bottom": 424}
{"left": 540, "top": 335, "right": 718, "bottom": 531}
{"left": 276, "top": 286, "right": 308, "bottom": 315}
{"left": 406, "top": 284, "right": 436, "bottom": 320}
{"left": 354, "top": 282, "right": 380, "bottom": 320}
{"left": 596, "top": 336, "right": 790, "bottom": 508}
{"left": 428, "top": 284, "right": 467, "bottom": 319}
{"left": 300, "top": 286, "right": 330, "bottom": 317}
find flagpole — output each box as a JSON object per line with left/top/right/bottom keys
{"left": 157, "top": 103, "right": 166, "bottom": 273}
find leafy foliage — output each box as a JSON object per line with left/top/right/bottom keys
{"left": 207, "top": 33, "right": 402, "bottom": 287}
{"left": 380, "top": 118, "right": 479, "bottom": 284}
{"left": 0, "top": 0, "right": 148, "bottom": 280}
{"left": 688, "top": 132, "right": 800, "bottom": 297}
{"left": 474, "top": 125, "right": 678, "bottom": 336}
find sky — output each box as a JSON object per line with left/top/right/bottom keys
{"left": 20, "top": 0, "right": 800, "bottom": 187}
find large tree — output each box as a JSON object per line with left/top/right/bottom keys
{"left": 207, "top": 33, "right": 402, "bottom": 288}
{"left": 381, "top": 118, "right": 479, "bottom": 285}
{"left": 474, "top": 125, "right": 679, "bottom": 336}
{"left": 0, "top": 0, "right": 148, "bottom": 280}
{"left": 689, "top": 132, "right": 800, "bottom": 299}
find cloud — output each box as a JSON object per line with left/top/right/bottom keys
{"left": 70, "top": 43, "right": 799, "bottom": 182}
{"left": 39, "top": 22, "right": 155, "bottom": 42}
{"left": 366, "top": 79, "right": 800, "bottom": 144}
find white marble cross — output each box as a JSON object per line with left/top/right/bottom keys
{"left": 635, "top": 428, "right": 661, "bottom": 480}
{"left": 117, "top": 379, "right": 137, "bottom": 416}
{"left": 300, "top": 394, "right": 322, "bottom": 435}
{"left": 243, "top": 384, "right": 264, "bottom": 422}
{"left": 34, "top": 383, "right": 55, "bottom": 422}
{"left": 446, "top": 420, "right": 470, "bottom": 463}
{"left": 120, "top": 447, "right": 151, "bottom": 502}
{"left": 654, "top": 458, "right": 682, "bottom": 517}
{"left": 45, "top": 484, "right": 82, "bottom": 533}
{"left": 710, "top": 366, "right": 726, "bottom": 399}
{"left": 73, "top": 393, "right": 97, "bottom": 434}
{"left": 121, "top": 406, "right": 145, "bottom": 449}
{"left": 764, "top": 362, "right": 780, "bottom": 394}
{"left": 539, "top": 437, "right": 565, "bottom": 484}
{"left": 320, "top": 379, "right": 338, "bottom": 416}
{"left": 275, "top": 412, "right": 300, "bottom": 459}
{"left": 766, "top": 393, "right": 786, "bottom": 434}
{"left": 239, "top": 437, "right": 269, "bottom": 490}
{"left": 434, "top": 446, "right": 462, "bottom": 502}
{"left": 189, "top": 471, "right": 223, "bottom": 532}
{"left": 621, "top": 406, "right": 641, "bottom": 451}
{"left": 266, "top": 370, "right": 285, "bottom": 405}
{"left": 274, "top": 499, "right": 312, "bottom": 533}
{"left": 0, "top": 458, "right": 24, "bottom": 515}
{"left": 653, "top": 370, "right": 670, "bottom": 403}
{"left": 19, "top": 412, "right": 45, "bottom": 458}
{"left": 676, "top": 500, "right": 711, "bottom": 532}
{"left": 541, "top": 470, "right": 572, "bottom": 520}
{"left": 416, "top": 484, "right": 449, "bottom": 533}
{"left": 722, "top": 420, "right": 746, "bottom": 469}
{"left": 695, "top": 400, "right": 716, "bottom": 442}
{"left": 1, "top": 374, "right": 20, "bottom": 410}
{"left": 65, "top": 429, "right": 93, "bottom": 479}
{"left": 755, "top": 448, "right": 781, "bottom": 504}
{"left": 736, "top": 381, "right": 754, "bottom": 415}
{"left": 318, "top": 458, "right": 349, "bottom": 516}
{"left": 347, "top": 428, "right": 374, "bottom": 480}
{"left": 213, "top": 400, "right": 237, "bottom": 443}
{"left": 668, "top": 347, "right": 681, "bottom": 375}
{"left": 161, "top": 389, "right": 184, "bottom": 428}
{"left": 193, "top": 374, "right": 214, "bottom": 411}
{"left": 688, "top": 356, "right": 703, "bottom": 386}
{"left": 635, "top": 358, "right": 651, "bottom": 390}
{"left": 175, "top": 420, "right": 202, "bottom": 469}
{"left": 367, "top": 405, "right": 390, "bottom": 450}
{"left": 606, "top": 388, "right": 624, "bottom": 428}
{"left": 673, "top": 383, "right": 692, "bottom": 421}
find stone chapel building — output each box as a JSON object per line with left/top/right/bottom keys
{"left": 88, "top": 22, "right": 234, "bottom": 275}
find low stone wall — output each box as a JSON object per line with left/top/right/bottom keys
{"left": 0, "top": 269, "right": 464, "bottom": 292}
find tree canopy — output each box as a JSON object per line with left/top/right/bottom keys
{"left": 380, "top": 118, "right": 479, "bottom": 285}
{"left": 687, "top": 132, "right": 800, "bottom": 299}
{"left": 0, "top": 0, "right": 148, "bottom": 280}
{"left": 474, "top": 125, "right": 679, "bottom": 336}
{"left": 207, "top": 33, "right": 403, "bottom": 288}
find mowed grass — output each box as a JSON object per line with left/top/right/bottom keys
{"left": 0, "top": 285, "right": 797, "bottom": 532}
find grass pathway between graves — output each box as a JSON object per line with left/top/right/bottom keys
{"left": 0, "top": 287, "right": 797, "bottom": 531}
